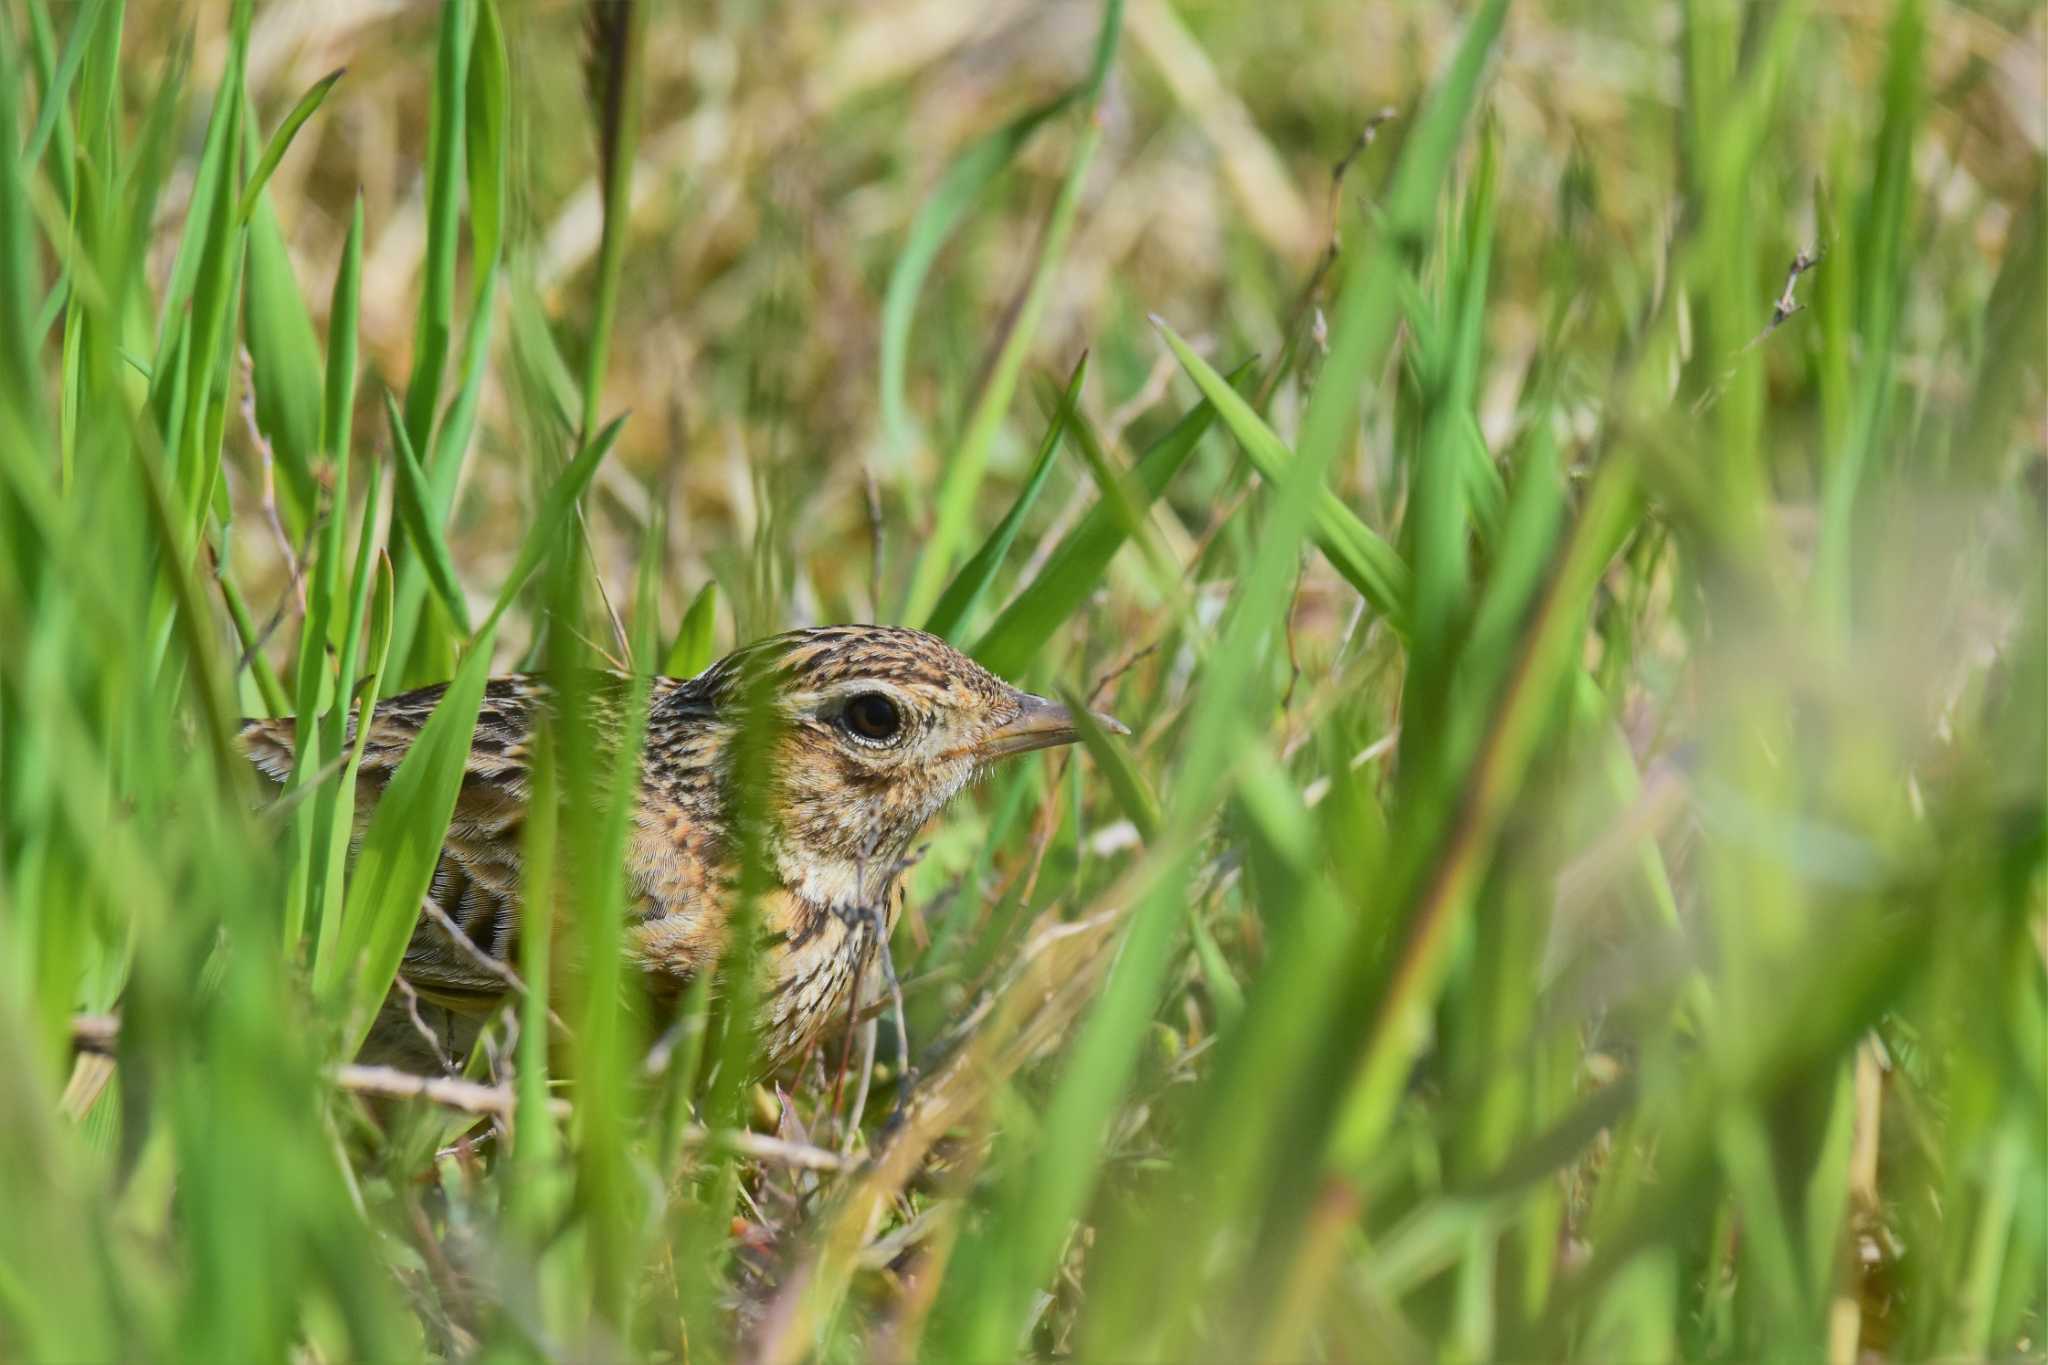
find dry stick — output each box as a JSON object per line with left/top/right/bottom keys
{"left": 221, "top": 521, "right": 321, "bottom": 685}
{"left": 66, "top": 1015, "right": 847, "bottom": 1170}
{"left": 228, "top": 352, "right": 317, "bottom": 695}
{"left": 559, "top": 616, "right": 632, "bottom": 673}
{"left": 1252, "top": 106, "right": 1399, "bottom": 413}
{"left": 1086, "top": 638, "right": 1161, "bottom": 711}
{"left": 1692, "top": 245, "right": 1824, "bottom": 414}
{"left": 1280, "top": 553, "right": 1309, "bottom": 711}
{"left": 841, "top": 1019, "right": 879, "bottom": 1159}
{"left": 1103, "top": 350, "right": 1182, "bottom": 450}
{"left": 826, "top": 968, "right": 866, "bottom": 1135}
{"left": 851, "top": 845, "right": 918, "bottom": 1120}
{"left": 70, "top": 1013, "right": 119, "bottom": 1054}
{"left": 254, "top": 745, "right": 357, "bottom": 824}
{"left": 414, "top": 896, "right": 576, "bottom": 1038}
{"left": 576, "top": 502, "right": 633, "bottom": 665}
{"left": 337, "top": 1064, "right": 570, "bottom": 1119}
{"left": 391, "top": 973, "right": 458, "bottom": 1075}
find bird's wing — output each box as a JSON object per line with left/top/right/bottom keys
{"left": 238, "top": 676, "right": 552, "bottom": 1001}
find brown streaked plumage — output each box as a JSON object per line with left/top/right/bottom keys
{"left": 240, "top": 625, "right": 1124, "bottom": 1070}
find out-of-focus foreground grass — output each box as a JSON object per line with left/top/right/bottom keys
{"left": 0, "top": 0, "right": 2042, "bottom": 1360}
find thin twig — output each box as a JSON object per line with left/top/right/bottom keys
{"left": 1253, "top": 107, "right": 1398, "bottom": 411}
{"left": 1087, "top": 638, "right": 1161, "bottom": 712}
{"left": 1694, "top": 245, "right": 1826, "bottom": 414}
{"left": 851, "top": 846, "right": 918, "bottom": 1118}
{"left": 868, "top": 899, "right": 914, "bottom": 1119}
{"left": 415, "top": 896, "right": 576, "bottom": 1038}
{"left": 66, "top": 1019, "right": 852, "bottom": 1171}
{"left": 1102, "top": 350, "right": 1180, "bottom": 452}
{"left": 841, "top": 1017, "right": 878, "bottom": 1159}
{"left": 392, "top": 974, "right": 458, "bottom": 1075}
{"left": 693, "top": 1124, "right": 851, "bottom": 1172}
{"left": 577, "top": 502, "right": 633, "bottom": 665}
{"left": 1281, "top": 554, "right": 1308, "bottom": 710}
{"left": 337, "top": 1063, "right": 570, "bottom": 1118}
{"left": 561, "top": 595, "right": 632, "bottom": 673}
{"left": 253, "top": 746, "right": 357, "bottom": 827}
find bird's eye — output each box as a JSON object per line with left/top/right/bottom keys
{"left": 842, "top": 692, "right": 903, "bottom": 744}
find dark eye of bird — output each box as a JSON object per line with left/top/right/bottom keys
{"left": 842, "top": 692, "right": 903, "bottom": 744}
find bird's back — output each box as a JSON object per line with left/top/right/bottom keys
{"left": 236, "top": 670, "right": 861, "bottom": 1068}
{"left": 240, "top": 676, "right": 713, "bottom": 1040}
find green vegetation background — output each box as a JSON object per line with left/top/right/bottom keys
{"left": 0, "top": 0, "right": 2041, "bottom": 1360}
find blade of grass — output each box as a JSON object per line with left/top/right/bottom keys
{"left": 970, "top": 362, "right": 1244, "bottom": 678}
{"left": 313, "top": 463, "right": 387, "bottom": 974}
{"left": 924, "top": 352, "right": 1086, "bottom": 641}
{"left": 242, "top": 189, "right": 322, "bottom": 529}
{"left": 576, "top": 0, "right": 642, "bottom": 444}
{"left": 1330, "top": 455, "right": 1634, "bottom": 1168}
{"left": 480, "top": 411, "right": 628, "bottom": 636}
{"left": 663, "top": 579, "right": 718, "bottom": 677}
{"left": 399, "top": 0, "right": 471, "bottom": 456}
{"left": 1060, "top": 682, "right": 1158, "bottom": 842}
{"left": 18, "top": 0, "right": 109, "bottom": 170}
{"left": 878, "top": 93, "right": 1077, "bottom": 469}
{"left": 283, "top": 196, "right": 364, "bottom": 947}
{"left": 898, "top": 0, "right": 1125, "bottom": 622}
{"left": 1153, "top": 321, "right": 1412, "bottom": 630}
{"left": 233, "top": 67, "right": 343, "bottom": 226}
{"left": 323, "top": 620, "right": 497, "bottom": 1055}
{"left": 381, "top": 385, "right": 473, "bottom": 636}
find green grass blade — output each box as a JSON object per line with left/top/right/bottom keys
{"left": 664, "top": 579, "right": 719, "bottom": 677}
{"left": 924, "top": 352, "right": 1085, "bottom": 641}
{"left": 464, "top": 0, "right": 508, "bottom": 285}
{"left": 326, "top": 621, "right": 497, "bottom": 1056}
{"left": 480, "top": 411, "right": 629, "bottom": 634}
{"left": 1152, "top": 320, "right": 1412, "bottom": 630}
{"left": 1331, "top": 457, "right": 1634, "bottom": 1169}
{"left": 877, "top": 95, "right": 1076, "bottom": 465}
{"left": 320, "top": 195, "right": 363, "bottom": 529}
{"left": 970, "top": 363, "right": 1242, "bottom": 678}
{"left": 315, "top": 519, "right": 390, "bottom": 986}
{"left": 18, "top": 0, "right": 109, "bottom": 170}
{"left": 1060, "top": 683, "right": 1158, "bottom": 841}
{"left": 575, "top": 0, "right": 639, "bottom": 443}
{"left": 233, "top": 66, "right": 343, "bottom": 227}
{"left": 1815, "top": 0, "right": 1925, "bottom": 633}
{"left": 242, "top": 192, "right": 322, "bottom": 529}
{"left": 898, "top": 0, "right": 1125, "bottom": 622}
{"left": 380, "top": 385, "right": 473, "bottom": 637}
{"left": 399, "top": 0, "right": 471, "bottom": 456}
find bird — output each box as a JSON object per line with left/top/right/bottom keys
{"left": 239, "top": 624, "right": 1125, "bottom": 1073}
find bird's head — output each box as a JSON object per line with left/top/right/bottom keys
{"left": 681, "top": 624, "right": 1124, "bottom": 906}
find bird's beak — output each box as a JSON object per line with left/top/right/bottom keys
{"left": 979, "top": 693, "right": 1130, "bottom": 759}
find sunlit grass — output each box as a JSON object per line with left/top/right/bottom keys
{"left": 0, "top": 0, "right": 2041, "bottom": 1360}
